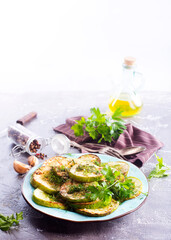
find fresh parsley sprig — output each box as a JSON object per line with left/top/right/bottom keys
{"left": 85, "top": 166, "right": 135, "bottom": 204}
{"left": 110, "top": 178, "right": 135, "bottom": 203}
{"left": 101, "top": 165, "right": 135, "bottom": 203}
{"left": 0, "top": 212, "right": 23, "bottom": 231}
{"left": 71, "top": 107, "right": 126, "bottom": 143}
{"left": 148, "top": 154, "right": 170, "bottom": 179}
{"left": 85, "top": 166, "right": 119, "bottom": 203}
{"left": 85, "top": 183, "right": 113, "bottom": 205}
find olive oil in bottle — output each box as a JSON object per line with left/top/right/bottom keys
{"left": 109, "top": 57, "right": 143, "bottom": 117}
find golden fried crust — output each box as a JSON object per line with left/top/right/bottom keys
{"left": 76, "top": 200, "right": 119, "bottom": 217}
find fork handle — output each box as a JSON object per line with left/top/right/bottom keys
{"left": 70, "top": 141, "right": 98, "bottom": 153}
{"left": 70, "top": 141, "right": 82, "bottom": 149}
{"left": 70, "top": 141, "right": 127, "bottom": 159}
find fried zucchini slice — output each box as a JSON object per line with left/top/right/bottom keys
{"left": 60, "top": 180, "right": 97, "bottom": 203}
{"left": 32, "top": 188, "right": 67, "bottom": 209}
{"left": 41, "top": 156, "right": 74, "bottom": 168}
{"left": 30, "top": 156, "right": 73, "bottom": 194}
{"left": 77, "top": 154, "right": 101, "bottom": 166}
{"left": 69, "top": 163, "right": 103, "bottom": 182}
{"left": 52, "top": 157, "right": 76, "bottom": 179}
{"left": 127, "top": 177, "right": 143, "bottom": 199}
{"left": 30, "top": 166, "right": 61, "bottom": 194}
{"left": 76, "top": 200, "right": 119, "bottom": 217}
{"left": 70, "top": 196, "right": 112, "bottom": 209}
{"left": 105, "top": 161, "right": 129, "bottom": 176}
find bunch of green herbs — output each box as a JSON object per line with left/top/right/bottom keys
{"left": 71, "top": 107, "right": 126, "bottom": 143}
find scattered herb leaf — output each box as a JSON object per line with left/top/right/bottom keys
{"left": 65, "top": 153, "right": 73, "bottom": 157}
{"left": 138, "top": 192, "right": 148, "bottom": 200}
{"left": 148, "top": 154, "right": 170, "bottom": 180}
{"left": 0, "top": 212, "right": 23, "bottom": 231}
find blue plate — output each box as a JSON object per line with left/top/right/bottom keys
{"left": 22, "top": 154, "right": 149, "bottom": 222}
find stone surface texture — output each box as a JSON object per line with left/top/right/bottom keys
{"left": 0, "top": 91, "right": 170, "bottom": 240}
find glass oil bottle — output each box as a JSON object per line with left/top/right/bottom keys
{"left": 109, "top": 57, "right": 143, "bottom": 117}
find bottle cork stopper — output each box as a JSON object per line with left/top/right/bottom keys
{"left": 124, "top": 56, "right": 136, "bottom": 66}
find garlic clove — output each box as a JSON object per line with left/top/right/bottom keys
{"left": 28, "top": 156, "right": 39, "bottom": 167}
{"left": 13, "top": 160, "right": 31, "bottom": 174}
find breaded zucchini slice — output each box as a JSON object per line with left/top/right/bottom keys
{"left": 32, "top": 188, "right": 67, "bottom": 209}
{"left": 105, "top": 161, "right": 129, "bottom": 176}
{"left": 76, "top": 200, "right": 119, "bottom": 217}
{"left": 69, "top": 163, "right": 103, "bottom": 182}
{"left": 60, "top": 180, "right": 97, "bottom": 203}
{"left": 77, "top": 154, "right": 101, "bottom": 166}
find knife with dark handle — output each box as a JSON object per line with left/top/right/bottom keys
{"left": 16, "top": 111, "right": 37, "bottom": 125}
{"left": 0, "top": 111, "right": 37, "bottom": 138}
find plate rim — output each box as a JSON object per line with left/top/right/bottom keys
{"left": 21, "top": 153, "right": 149, "bottom": 223}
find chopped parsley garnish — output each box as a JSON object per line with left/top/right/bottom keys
{"left": 47, "top": 168, "right": 65, "bottom": 184}
{"left": 68, "top": 184, "right": 85, "bottom": 194}
{"left": 71, "top": 107, "right": 126, "bottom": 143}
{"left": 60, "top": 165, "right": 65, "bottom": 171}
{"left": 75, "top": 164, "right": 101, "bottom": 176}
{"left": 76, "top": 164, "right": 97, "bottom": 173}
{"left": 94, "top": 160, "right": 100, "bottom": 166}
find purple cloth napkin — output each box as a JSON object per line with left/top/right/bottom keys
{"left": 54, "top": 116, "right": 164, "bottom": 167}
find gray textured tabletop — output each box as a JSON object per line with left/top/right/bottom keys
{"left": 0, "top": 91, "right": 171, "bottom": 240}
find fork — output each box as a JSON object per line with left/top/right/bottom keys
{"left": 70, "top": 141, "right": 127, "bottom": 160}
